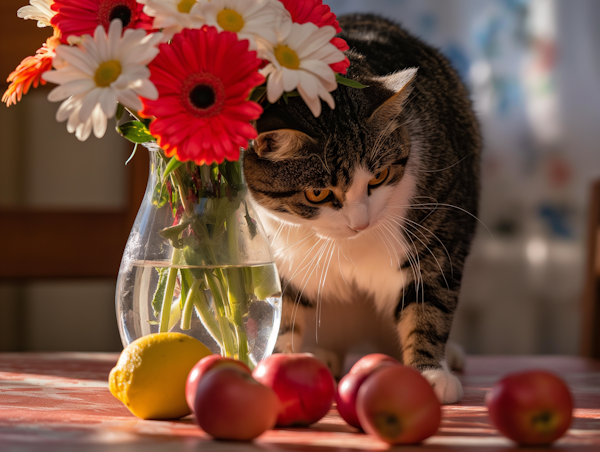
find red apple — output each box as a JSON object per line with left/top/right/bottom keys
{"left": 356, "top": 365, "right": 441, "bottom": 444}
{"left": 193, "top": 366, "right": 280, "bottom": 441}
{"left": 485, "top": 370, "right": 573, "bottom": 445}
{"left": 186, "top": 355, "right": 251, "bottom": 411}
{"left": 253, "top": 353, "right": 336, "bottom": 427}
{"left": 349, "top": 353, "right": 400, "bottom": 375}
{"left": 336, "top": 361, "right": 400, "bottom": 429}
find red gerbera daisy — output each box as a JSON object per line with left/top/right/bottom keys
{"left": 51, "top": 0, "right": 153, "bottom": 44}
{"left": 2, "top": 34, "right": 59, "bottom": 107}
{"left": 279, "top": 0, "right": 350, "bottom": 74}
{"left": 141, "top": 27, "right": 265, "bottom": 165}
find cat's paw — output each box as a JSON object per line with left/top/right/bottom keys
{"left": 420, "top": 368, "right": 463, "bottom": 404}
{"left": 274, "top": 332, "right": 303, "bottom": 354}
{"left": 445, "top": 341, "right": 466, "bottom": 372}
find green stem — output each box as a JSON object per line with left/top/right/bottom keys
{"left": 180, "top": 278, "right": 198, "bottom": 330}
{"left": 192, "top": 282, "right": 224, "bottom": 346}
{"left": 225, "top": 267, "right": 250, "bottom": 367}
{"left": 180, "top": 269, "right": 224, "bottom": 347}
{"left": 224, "top": 206, "right": 252, "bottom": 366}
{"left": 158, "top": 248, "right": 182, "bottom": 333}
{"left": 159, "top": 266, "right": 178, "bottom": 333}
{"left": 204, "top": 269, "right": 237, "bottom": 358}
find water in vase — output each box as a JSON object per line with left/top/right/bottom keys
{"left": 117, "top": 260, "right": 282, "bottom": 367}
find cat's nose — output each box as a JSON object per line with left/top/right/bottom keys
{"left": 349, "top": 222, "right": 370, "bottom": 232}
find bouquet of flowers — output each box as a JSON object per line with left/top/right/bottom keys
{"left": 4, "top": 0, "right": 360, "bottom": 365}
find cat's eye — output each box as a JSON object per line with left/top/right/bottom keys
{"left": 305, "top": 189, "right": 332, "bottom": 204}
{"left": 368, "top": 167, "right": 390, "bottom": 187}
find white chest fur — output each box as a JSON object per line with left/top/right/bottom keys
{"left": 258, "top": 169, "right": 419, "bottom": 315}
{"left": 273, "top": 225, "right": 413, "bottom": 313}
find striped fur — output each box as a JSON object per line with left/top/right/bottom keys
{"left": 243, "top": 15, "right": 481, "bottom": 403}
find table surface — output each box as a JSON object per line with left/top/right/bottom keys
{"left": 0, "top": 354, "right": 599, "bottom": 451}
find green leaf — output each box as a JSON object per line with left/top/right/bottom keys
{"left": 116, "top": 103, "right": 125, "bottom": 121}
{"left": 151, "top": 180, "right": 169, "bottom": 208}
{"left": 249, "top": 85, "right": 266, "bottom": 103}
{"left": 282, "top": 91, "right": 300, "bottom": 105}
{"left": 159, "top": 218, "right": 194, "bottom": 248}
{"left": 183, "top": 245, "right": 209, "bottom": 278}
{"left": 162, "top": 157, "right": 185, "bottom": 182}
{"left": 214, "top": 197, "right": 242, "bottom": 242}
{"left": 336, "top": 74, "right": 369, "bottom": 89}
{"left": 251, "top": 265, "right": 280, "bottom": 300}
{"left": 117, "top": 121, "right": 155, "bottom": 143}
{"left": 152, "top": 268, "right": 169, "bottom": 319}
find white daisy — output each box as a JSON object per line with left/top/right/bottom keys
{"left": 195, "top": 0, "right": 291, "bottom": 57}
{"left": 42, "top": 19, "right": 162, "bottom": 141}
{"left": 17, "top": 0, "right": 55, "bottom": 28}
{"left": 137, "top": 0, "right": 205, "bottom": 41}
{"left": 261, "top": 22, "right": 345, "bottom": 117}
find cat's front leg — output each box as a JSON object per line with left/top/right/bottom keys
{"left": 274, "top": 289, "right": 309, "bottom": 354}
{"left": 395, "top": 288, "right": 463, "bottom": 404}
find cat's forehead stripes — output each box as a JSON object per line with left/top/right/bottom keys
{"left": 244, "top": 63, "right": 416, "bottom": 221}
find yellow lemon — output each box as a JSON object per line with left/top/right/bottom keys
{"left": 109, "top": 332, "right": 212, "bottom": 420}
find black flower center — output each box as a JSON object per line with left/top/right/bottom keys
{"left": 189, "top": 84, "right": 216, "bottom": 110}
{"left": 110, "top": 5, "right": 132, "bottom": 27}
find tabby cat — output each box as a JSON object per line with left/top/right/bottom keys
{"left": 243, "top": 14, "right": 481, "bottom": 404}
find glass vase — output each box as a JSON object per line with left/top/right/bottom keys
{"left": 115, "top": 145, "right": 282, "bottom": 368}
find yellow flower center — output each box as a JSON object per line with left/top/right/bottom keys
{"left": 94, "top": 60, "right": 122, "bottom": 87}
{"left": 177, "top": 0, "right": 197, "bottom": 14}
{"left": 274, "top": 45, "right": 300, "bottom": 70}
{"left": 217, "top": 9, "right": 245, "bottom": 33}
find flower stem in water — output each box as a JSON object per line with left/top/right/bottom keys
{"left": 204, "top": 269, "right": 238, "bottom": 358}
{"left": 159, "top": 266, "right": 178, "bottom": 333}
{"left": 225, "top": 267, "right": 251, "bottom": 367}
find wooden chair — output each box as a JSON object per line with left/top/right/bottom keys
{"left": 581, "top": 179, "right": 600, "bottom": 358}
{"left": 0, "top": 2, "right": 152, "bottom": 351}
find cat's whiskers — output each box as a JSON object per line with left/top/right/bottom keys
{"left": 289, "top": 237, "right": 329, "bottom": 345}
{"left": 413, "top": 153, "right": 475, "bottom": 173}
{"left": 387, "top": 216, "right": 450, "bottom": 291}
{"left": 379, "top": 220, "right": 411, "bottom": 269}
{"left": 379, "top": 218, "right": 421, "bottom": 310}
{"left": 317, "top": 241, "right": 336, "bottom": 328}
{"left": 381, "top": 218, "right": 424, "bottom": 306}
{"left": 374, "top": 221, "right": 419, "bottom": 312}
{"left": 403, "top": 196, "right": 441, "bottom": 223}
{"left": 305, "top": 238, "right": 333, "bottom": 342}
{"left": 388, "top": 201, "right": 493, "bottom": 239}
{"left": 388, "top": 213, "right": 454, "bottom": 277}
{"left": 281, "top": 240, "right": 316, "bottom": 274}
{"left": 373, "top": 227, "right": 395, "bottom": 267}
{"left": 379, "top": 218, "right": 416, "bottom": 274}
{"left": 273, "top": 230, "right": 316, "bottom": 275}
{"left": 289, "top": 239, "right": 329, "bottom": 349}
{"left": 336, "top": 246, "right": 351, "bottom": 287}
{"left": 272, "top": 221, "right": 286, "bottom": 244}
{"left": 276, "top": 230, "right": 316, "bottom": 256}
{"left": 281, "top": 236, "right": 326, "bottom": 293}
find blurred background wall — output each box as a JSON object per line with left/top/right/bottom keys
{"left": 1, "top": 0, "right": 599, "bottom": 354}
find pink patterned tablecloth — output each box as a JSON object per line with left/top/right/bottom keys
{"left": 0, "top": 354, "right": 599, "bottom": 451}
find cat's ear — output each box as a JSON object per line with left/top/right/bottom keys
{"left": 254, "top": 129, "right": 315, "bottom": 161}
{"left": 368, "top": 67, "right": 418, "bottom": 125}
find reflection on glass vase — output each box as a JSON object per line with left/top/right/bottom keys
{"left": 116, "top": 145, "right": 282, "bottom": 368}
